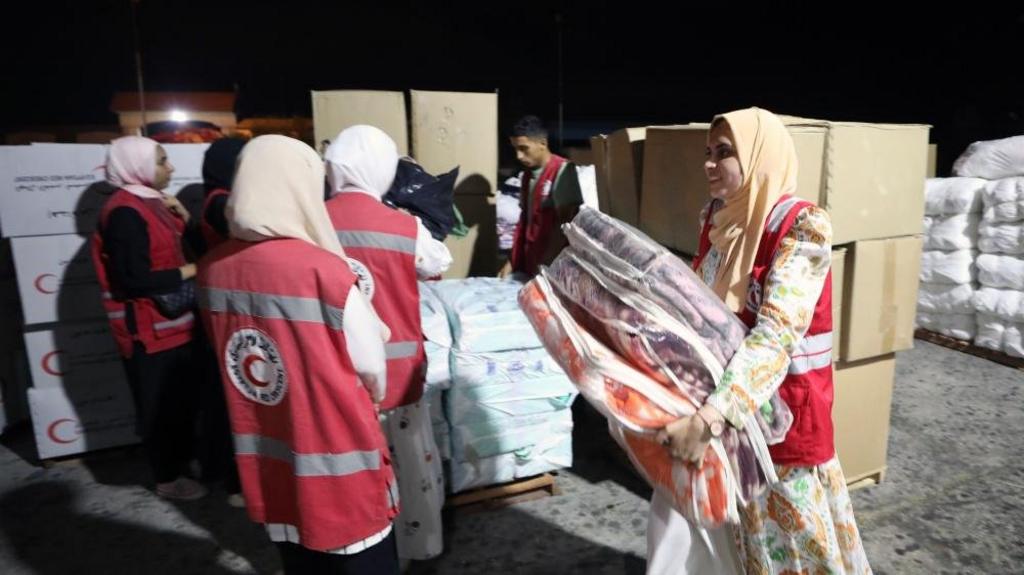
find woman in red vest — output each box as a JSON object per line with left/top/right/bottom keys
{"left": 91, "top": 136, "right": 206, "bottom": 500}
{"left": 652, "top": 109, "right": 872, "bottom": 574}
{"left": 199, "top": 135, "right": 400, "bottom": 574}
{"left": 199, "top": 137, "right": 246, "bottom": 252}
{"left": 324, "top": 125, "right": 450, "bottom": 567}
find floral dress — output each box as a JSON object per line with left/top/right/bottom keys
{"left": 697, "top": 203, "right": 873, "bottom": 575}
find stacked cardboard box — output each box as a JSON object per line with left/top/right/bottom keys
{"left": 593, "top": 118, "right": 931, "bottom": 485}
{"left": 312, "top": 89, "right": 500, "bottom": 278}
{"left": 0, "top": 143, "right": 209, "bottom": 458}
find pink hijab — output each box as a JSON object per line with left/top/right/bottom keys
{"left": 105, "top": 136, "right": 166, "bottom": 199}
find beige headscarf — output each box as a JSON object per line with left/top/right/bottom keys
{"left": 227, "top": 135, "right": 346, "bottom": 259}
{"left": 708, "top": 107, "right": 799, "bottom": 311}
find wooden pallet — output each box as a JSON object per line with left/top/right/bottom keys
{"left": 914, "top": 329, "right": 1024, "bottom": 371}
{"left": 446, "top": 473, "right": 560, "bottom": 513}
{"left": 846, "top": 468, "right": 886, "bottom": 492}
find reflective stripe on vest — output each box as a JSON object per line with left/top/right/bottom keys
{"left": 199, "top": 287, "right": 345, "bottom": 330}
{"left": 107, "top": 310, "right": 126, "bottom": 320}
{"left": 337, "top": 230, "right": 416, "bottom": 255}
{"left": 385, "top": 341, "right": 419, "bottom": 360}
{"left": 766, "top": 196, "right": 804, "bottom": 234}
{"left": 789, "top": 331, "right": 833, "bottom": 375}
{"left": 153, "top": 312, "right": 195, "bottom": 332}
{"left": 233, "top": 433, "right": 380, "bottom": 477}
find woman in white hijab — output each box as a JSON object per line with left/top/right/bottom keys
{"left": 324, "top": 125, "right": 449, "bottom": 567}
{"left": 200, "top": 135, "right": 399, "bottom": 575}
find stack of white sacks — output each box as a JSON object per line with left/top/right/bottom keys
{"left": 952, "top": 136, "right": 1024, "bottom": 357}
{"left": 917, "top": 177, "right": 985, "bottom": 339}
{"left": 427, "top": 277, "right": 577, "bottom": 493}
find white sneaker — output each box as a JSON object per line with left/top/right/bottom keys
{"left": 156, "top": 477, "right": 208, "bottom": 501}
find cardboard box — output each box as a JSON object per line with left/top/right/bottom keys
{"left": 638, "top": 124, "right": 827, "bottom": 254}
{"left": 0, "top": 143, "right": 209, "bottom": 238}
{"left": 831, "top": 247, "right": 846, "bottom": 362}
{"left": 606, "top": 128, "right": 646, "bottom": 226}
{"left": 637, "top": 120, "right": 929, "bottom": 254}
{"left": 11, "top": 234, "right": 106, "bottom": 326}
{"left": 443, "top": 192, "right": 499, "bottom": 279}
{"left": 832, "top": 354, "right": 895, "bottom": 483}
{"left": 927, "top": 144, "right": 938, "bottom": 178}
{"left": 311, "top": 90, "right": 408, "bottom": 155}
{"left": 410, "top": 90, "right": 498, "bottom": 197}
{"left": 24, "top": 322, "right": 126, "bottom": 390}
{"left": 841, "top": 236, "right": 923, "bottom": 362}
{"left": 590, "top": 135, "right": 610, "bottom": 212}
{"left": 27, "top": 381, "right": 139, "bottom": 459}
{"left": 780, "top": 118, "right": 930, "bottom": 245}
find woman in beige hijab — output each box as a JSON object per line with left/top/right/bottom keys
{"left": 653, "top": 109, "right": 872, "bottom": 574}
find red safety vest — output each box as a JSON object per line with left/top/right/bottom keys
{"left": 91, "top": 189, "right": 195, "bottom": 358}
{"left": 694, "top": 195, "right": 835, "bottom": 466}
{"left": 198, "top": 237, "right": 399, "bottom": 552}
{"left": 326, "top": 192, "right": 426, "bottom": 410}
{"left": 200, "top": 188, "right": 230, "bottom": 250}
{"left": 510, "top": 154, "right": 568, "bottom": 276}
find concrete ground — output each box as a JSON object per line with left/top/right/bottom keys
{"left": 0, "top": 340, "right": 1021, "bottom": 574}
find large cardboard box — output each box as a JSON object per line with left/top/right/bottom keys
{"left": 590, "top": 135, "right": 610, "bottom": 212}
{"left": 927, "top": 144, "right": 938, "bottom": 178}
{"left": 411, "top": 91, "right": 499, "bottom": 278}
{"left": 638, "top": 124, "right": 827, "bottom": 254}
{"left": 606, "top": 128, "right": 646, "bottom": 226}
{"left": 832, "top": 354, "right": 896, "bottom": 483}
{"left": 831, "top": 247, "right": 846, "bottom": 362}
{"left": 780, "top": 118, "right": 930, "bottom": 245}
{"left": 841, "top": 236, "right": 923, "bottom": 362}
{"left": 27, "top": 381, "right": 138, "bottom": 459}
{"left": 0, "top": 143, "right": 208, "bottom": 238}
{"left": 637, "top": 121, "right": 929, "bottom": 254}
{"left": 410, "top": 90, "right": 498, "bottom": 197}
{"left": 311, "top": 90, "right": 408, "bottom": 155}
{"left": 24, "top": 322, "right": 126, "bottom": 390}
{"left": 11, "top": 234, "right": 106, "bottom": 326}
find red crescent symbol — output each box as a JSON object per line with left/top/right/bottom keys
{"left": 41, "top": 350, "right": 66, "bottom": 376}
{"left": 242, "top": 355, "right": 270, "bottom": 387}
{"left": 34, "top": 274, "right": 59, "bottom": 294}
{"left": 47, "top": 418, "right": 79, "bottom": 444}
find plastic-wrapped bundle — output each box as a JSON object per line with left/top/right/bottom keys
{"left": 446, "top": 377, "right": 576, "bottom": 427}
{"left": 450, "top": 347, "right": 565, "bottom": 388}
{"left": 978, "top": 221, "right": 1024, "bottom": 255}
{"left": 924, "top": 177, "right": 985, "bottom": 216}
{"left": 953, "top": 136, "right": 1024, "bottom": 180}
{"left": 519, "top": 276, "right": 776, "bottom": 526}
{"left": 916, "top": 312, "right": 976, "bottom": 341}
{"left": 917, "top": 282, "right": 976, "bottom": 315}
{"left": 545, "top": 250, "right": 792, "bottom": 445}
{"left": 974, "top": 287, "right": 1024, "bottom": 323}
{"left": 981, "top": 178, "right": 1024, "bottom": 223}
{"left": 919, "top": 250, "right": 977, "bottom": 285}
{"left": 975, "top": 314, "right": 1024, "bottom": 358}
{"left": 976, "top": 255, "right": 1024, "bottom": 290}
{"left": 430, "top": 278, "right": 541, "bottom": 352}
{"left": 419, "top": 281, "right": 452, "bottom": 347}
{"left": 922, "top": 214, "right": 979, "bottom": 251}
{"left": 450, "top": 430, "right": 572, "bottom": 493}
{"left": 563, "top": 208, "right": 747, "bottom": 366}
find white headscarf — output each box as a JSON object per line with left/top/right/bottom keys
{"left": 227, "top": 135, "right": 347, "bottom": 259}
{"left": 324, "top": 125, "right": 399, "bottom": 200}
{"left": 105, "top": 136, "right": 165, "bottom": 199}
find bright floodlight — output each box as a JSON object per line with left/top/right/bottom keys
{"left": 170, "top": 110, "right": 188, "bottom": 122}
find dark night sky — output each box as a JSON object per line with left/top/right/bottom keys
{"left": 2, "top": 1, "right": 1023, "bottom": 173}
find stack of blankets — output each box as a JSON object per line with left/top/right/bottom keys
{"left": 519, "top": 207, "right": 792, "bottom": 528}
{"left": 426, "top": 278, "right": 577, "bottom": 493}
{"left": 926, "top": 135, "right": 1024, "bottom": 358}
{"left": 974, "top": 176, "right": 1024, "bottom": 358}
{"left": 917, "top": 177, "right": 984, "bottom": 340}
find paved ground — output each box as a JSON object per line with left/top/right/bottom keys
{"left": 0, "top": 341, "right": 1021, "bottom": 574}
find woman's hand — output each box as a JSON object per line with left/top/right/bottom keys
{"left": 179, "top": 263, "right": 197, "bottom": 280}
{"left": 656, "top": 413, "right": 712, "bottom": 466}
{"left": 163, "top": 195, "right": 191, "bottom": 224}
